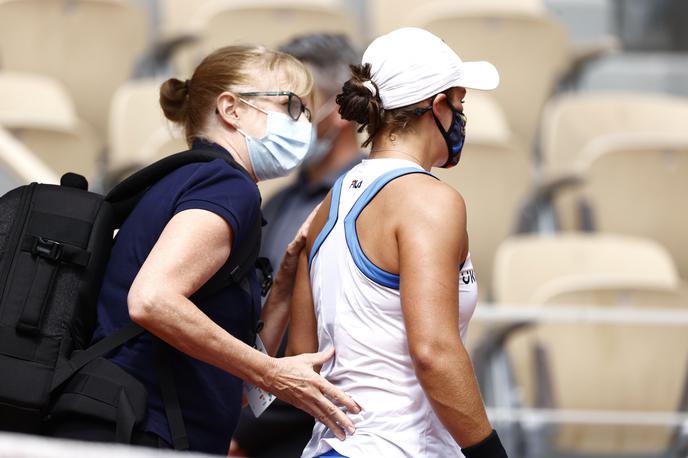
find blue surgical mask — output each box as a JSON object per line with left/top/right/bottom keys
{"left": 237, "top": 103, "right": 313, "bottom": 180}
{"left": 432, "top": 98, "right": 467, "bottom": 168}
{"left": 303, "top": 135, "right": 334, "bottom": 167}
{"left": 302, "top": 97, "right": 340, "bottom": 167}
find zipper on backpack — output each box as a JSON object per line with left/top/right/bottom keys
{"left": 0, "top": 183, "right": 37, "bottom": 304}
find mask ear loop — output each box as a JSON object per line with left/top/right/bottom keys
{"left": 429, "top": 94, "right": 464, "bottom": 168}
{"left": 429, "top": 95, "right": 452, "bottom": 140}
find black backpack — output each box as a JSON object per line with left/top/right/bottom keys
{"left": 0, "top": 149, "right": 267, "bottom": 448}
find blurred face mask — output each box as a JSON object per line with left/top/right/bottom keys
{"left": 236, "top": 98, "right": 313, "bottom": 180}
{"left": 303, "top": 97, "right": 341, "bottom": 167}
{"left": 434, "top": 98, "right": 467, "bottom": 168}
{"left": 415, "top": 95, "right": 467, "bottom": 168}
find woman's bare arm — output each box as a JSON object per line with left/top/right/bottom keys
{"left": 285, "top": 249, "right": 319, "bottom": 357}
{"left": 127, "top": 208, "right": 359, "bottom": 439}
{"left": 259, "top": 204, "right": 319, "bottom": 356}
{"left": 396, "top": 176, "right": 493, "bottom": 448}
{"left": 285, "top": 195, "right": 331, "bottom": 357}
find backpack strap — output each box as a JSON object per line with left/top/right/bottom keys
{"left": 153, "top": 338, "right": 189, "bottom": 450}
{"left": 51, "top": 322, "right": 145, "bottom": 391}
{"left": 106, "top": 147, "right": 264, "bottom": 300}
{"left": 51, "top": 323, "right": 191, "bottom": 450}
{"left": 106, "top": 148, "right": 252, "bottom": 226}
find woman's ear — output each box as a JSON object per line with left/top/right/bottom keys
{"left": 431, "top": 92, "right": 451, "bottom": 131}
{"left": 216, "top": 92, "right": 240, "bottom": 128}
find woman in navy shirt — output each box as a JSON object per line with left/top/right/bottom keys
{"left": 51, "top": 46, "right": 360, "bottom": 454}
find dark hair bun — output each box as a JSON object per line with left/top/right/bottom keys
{"left": 336, "top": 63, "right": 383, "bottom": 131}
{"left": 159, "top": 77, "right": 189, "bottom": 124}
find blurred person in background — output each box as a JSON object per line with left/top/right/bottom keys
{"left": 288, "top": 28, "right": 508, "bottom": 457}
{"left": 231, "top": 32, "right": 364, "bottom": 458}
{"left": 46, "top": 45, "right": 361, "bottom": 454}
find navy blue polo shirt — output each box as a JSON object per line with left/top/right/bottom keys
{"left": 92, "top": 141, "right": 261, "bottom": 454}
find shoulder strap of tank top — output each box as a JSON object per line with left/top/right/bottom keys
{"left": 308, "top": 174, "right": 346, "bottom": 270}
{"left": 343, "top": 167, "right": 436, "bottom": 289}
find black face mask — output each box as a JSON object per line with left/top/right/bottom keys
{"left": 414, "top": 97, "right": 467, "bottom": 168}
{"left": 432, "top": 98, "right": 467, "bottom": 168}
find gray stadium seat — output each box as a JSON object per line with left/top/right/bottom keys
{"left": 578, "top": 52, "right": 688, "bottom": 98}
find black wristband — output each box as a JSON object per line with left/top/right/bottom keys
{"left": 461, "top": 429, "right": 508, "bottom": 458}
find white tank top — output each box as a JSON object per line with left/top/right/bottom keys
{"left": 301, "top": 159, "right": 479, "bottom": 458}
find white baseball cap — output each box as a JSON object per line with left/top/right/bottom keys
{"left": 361, "top": 27, "right": 500, "bottom": 110}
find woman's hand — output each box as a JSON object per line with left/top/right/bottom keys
{"left": 263, "top": 346, "right": 361, "bottom": 441}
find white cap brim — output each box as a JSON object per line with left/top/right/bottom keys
{"left": 455, "top": 61, "right": 500, "bottom": 91}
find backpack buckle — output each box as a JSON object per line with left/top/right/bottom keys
{"left": 33, "top": 237, "right": 63, "bottom": 262}
{"left": 256, "top": 257, "right": 273, "bottom": 297}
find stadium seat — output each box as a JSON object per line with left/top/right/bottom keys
{"left": 157, "top": 0, "right": 217, "bottom": 39}
{"left": 407, "top": 1, "right": 570, "bottom": 151}
{"left": 170, "top": 0, "right": 360, "bottom": 76}
{"left": 543, "top": 0, "right": 613, "bottom": 45}
{"left": 578, "top": 52, "right": 688, "bottom": 98}
{"left": 434, "top": 92, "right": 530, "bottom": 301}
{"left": 481, "top": 235, "right": 686, "bottom": 456}
{"left": 537, "top": 92, "right": 688, "bottom": 230}
{"left": 493, "top": 233, "right": 680, "bottom": 304}
{"left": 0, "top": 72, "right": 101, "bottom": 180}
{"left": 108, "top": 79, "right": 184, "bottom": 173}
{"left": 0, "top": 126, "right": 59, "bottom": 195}
{"left": 541, "top": 92, "right": 688, "bottom": 179}
{"left": 0, "top": 0, "right": 149, "bottom": 137}
{"left": 490, "top": 233, "right": 681, "bottom": 407}
{"left": 518, "top": 278, "right": 688, "bottom": 457}
{"left": 369, "top": 0, "right": 547, "bottom": 36}
{"left": 572, "top": 133, "right": 688, "bottom": 281}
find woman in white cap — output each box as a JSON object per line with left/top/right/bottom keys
{"left": 287, "top": 28, "right": 508, "bottom": 458}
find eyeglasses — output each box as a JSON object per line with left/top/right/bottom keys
{"left": 238, "top": 91, "right": 312, "bottom": 122}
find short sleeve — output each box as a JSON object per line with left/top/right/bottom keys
{"left": 174, "top": 159, "right": 260, "bottom": 248}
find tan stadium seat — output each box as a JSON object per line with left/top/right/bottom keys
{"left": 0, "top": 72, "right": 101, "bottom": 180}
{"left": 369, "top": 0, "right": 547, "bottom": 36}
{"left": 171, "top": 0, "right": 360, "bottom": 76}
{"left": 434, "top": 91, "right": 530, "bottom": 300}
{"left": 0, "top": 126, "right": 59, "bottom": 194}
{"left": 158, "top": 0, "right": 217, "bottom": 40}
{"left": 0, "top": 0, "right": 148, "bottom": 137}
{"left": 539, "top": 93, "right": 688, "bottom": 230}
{"left": 405, "top": 1, "right": 570, "bottom": 151}
{"left": 515, "top": 278, "right": 688, "bottom": 456}
{"left": 489, "top": 233, "right": 683, "bottom": 444}
{"left": 571, "top": 133, "right": 688, "bottom": 282}
{"left": 540, "top": 92, "right": 688, "bottom": 179}
{"left": 493, "top": 233, "right": 680, "bottom": 304}
{"left": 108, "top": 79, "right": 185, "bottom": 173}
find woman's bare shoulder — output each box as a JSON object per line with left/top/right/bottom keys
{"left": 385, "top": 172, "right": 466, "bottom": 223}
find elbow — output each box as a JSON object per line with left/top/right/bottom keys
{"left": 409, "top": 338, "right": 464, "bottom": 376}
{"left": 127, "top": 283, "right": 164, "bottom": 328}
{"left": 410, "top": 342, "right": 441, "bottom": 375}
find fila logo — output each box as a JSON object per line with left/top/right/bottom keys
{"left": 350, "top": 179, "right": 363, "bottom": 189}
